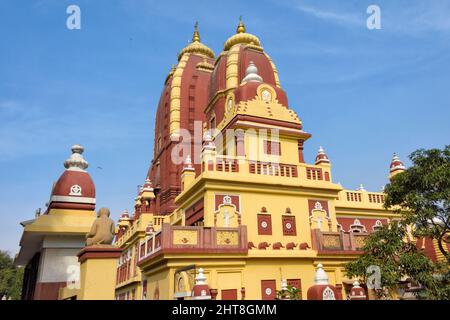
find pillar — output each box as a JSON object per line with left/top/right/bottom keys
{"left": 77, "top": 245, "right": 122, "bottom": 300}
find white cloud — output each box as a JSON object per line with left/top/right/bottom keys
{"left": 292, "top": 3, "right": 362, "bottom": 27}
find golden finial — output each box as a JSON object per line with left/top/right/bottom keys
{"left": 236, "top": 16, "right": 246, "bottom": 34}
{"left": 192, "top": 21, "right": 200, "bottom": 43}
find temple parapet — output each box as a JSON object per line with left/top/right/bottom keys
{"left": 336, "top": 189, "right": 387, "bottom": 209}
{"left": 311, "top": 229, "right": 368, "bottom": 254}
{"left": 138, "top": 224, "right": 248, "bottom": 263}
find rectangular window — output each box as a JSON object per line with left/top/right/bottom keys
{"left": 261, "top": 280, "right": 277, "bottom": 300}
{"left": 264, "top": 140, "right": 281, "bottom": 155}
{"left": 282, "top": 216, "right": 297, "bottom": 236}
{"left": 257, "top": 214, "right": 272, "bottom": 235}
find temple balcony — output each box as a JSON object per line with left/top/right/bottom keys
{"left": 115, "top": 215, "right": 169, "bottom": 247}
{"left": 335, "top": 189, "right": 391, "bottom": 211}
{"left": 199, "top": 155, "right": 339, "bottom": 187}
{"left": 311, "top": 229, "right": 369, "bottom": 254}
{"left": 137, "top": 224, "right": 248, "bottom": 264}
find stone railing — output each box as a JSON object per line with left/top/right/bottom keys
{"left": 249, "top": 161, "right": 298, "bottom": 178}
{"left": 336, "top": 189, "right": 387, "bottom": 207}
{"left": 311, "top": 229, "right": 369, "bottom": 252}
{"left": 202, "top": 156, "right": 331, "bottom": 183}
{"left": 138, "top": 224, "right": 248, "bottom": 262}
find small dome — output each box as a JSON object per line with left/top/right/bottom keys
{"left": 390, "top": 153, "right": 406, "bottom": 173}
{"left": 315, "top": 146, "right": 330, "bottom": 165}
{"left": 349, "top": 280, "right": 367, "bottom": 300}
{"left": 183, "top": 155, "right": 195, "bottom": 172}
{"left": 307, "top": 264, "right": 341, "bottom": 300}
{"left": 223, "top": 17, "right": 262, "bottom": 51}
{"left": 191, "top": 268, "right": 211, "bottom": 300}
{"left": 119, "top": 209, "right": 130, "bottom": 221}
{"left": 178, "top": 22, "right": 215, "bottom": 61}
{"left": 49, "top": 145, "right": 95, "bottom": 210}
{"left": 142, "top": 176, "right": 154, "bottom": 192}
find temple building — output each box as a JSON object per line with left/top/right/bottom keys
{"left": 15, "top": 145, "right": 96, "bottom": 300}
{"left": 15, "top": 20, "right": 445, "bottom": 300}
{"left": 112, "top": 20, "right": 405, "bottom": 300}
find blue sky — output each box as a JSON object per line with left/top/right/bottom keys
{"left": 1, "top": 0, "right": 449, "bottom": 254}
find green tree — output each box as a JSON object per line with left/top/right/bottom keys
{"left": 345, "top": 146, "right": 450, "bottom": 300}
{"left": 384, "top": 146, "right": 449, "bottom": 260}
{"left": 0, "top": 250, "right": 24, "bottom": 300}
{"left": 276, "top": 285, "right": 302, "bottom": 300}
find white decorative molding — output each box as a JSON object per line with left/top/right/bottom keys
{"left": 372, "top": 220, "right": 383, "bottom": 231}
{"left": 314, "top": 201, "right": 323, "bottom": 211}
{"left": 350, "top": 218, "right": 367, "bottom": 233}
{"left": 223, "top": 195, "right": 232, "bottom": 205}
{"left": 50, "top": 195, "right": 96, "bottom": 204}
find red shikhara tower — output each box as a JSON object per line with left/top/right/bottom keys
{"left": 141, "top": 19, "right": 307, "bottom": 217}
{"left": 146, "top": 22, "right": 215, "bottom": 216}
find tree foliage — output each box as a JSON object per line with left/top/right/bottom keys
{"left": 276, "top": 285, "right": 302, "bottom": 300}
{"left": 384, "top": 146, "right": 450, "bottom": 260}
{"left": 346, "top": 146, "right": 450, "bottom": 300}
{"left": 0, "top": 250, "right": 24, "bottom": 300}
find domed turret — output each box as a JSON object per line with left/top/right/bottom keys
{"left": 48, "top": 145, "right": 95, "bottom": 211}
{"left": 191, "top": 268, "right": 211, "bottom": 300}
{"left": 349, "top": 280, "right": 367, "bottom": 300}
{"left": 118, "top": 209, "right": 132, "bottom": 229}
{"left": 389, "top": 153, "right": 406, "bottom": 180}
{"left": 307, "top": 264, "right": 341, "bottom": 300}
{"left": 315, "top": 146, "right": 330, "bottom": 165}
{"left": 140, "top": 176, "right": 155, "bottom": 201}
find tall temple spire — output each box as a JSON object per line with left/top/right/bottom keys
{"left": 237, "top": 16, "right": 246, "bottom": 33}
{"left": 192, "top": 21, "right": 200, "bottom": 43}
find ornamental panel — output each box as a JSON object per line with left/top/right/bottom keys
{"left": 261, "top": 280, "right": 276, "bottom": 300}
{"left": 322, "top": 234, "right": 342, "bottom": 250}
{"left": 282, "top": 216, "right": 297, "bottom": 236}
{"left": 216, "top": 230, "right": 239, "bottom": 246}
{"left": 173, "top": 230, "right": 198, "bottom": 245}
{"left": 257, "top": 214, "right": 272, "bottom": 235}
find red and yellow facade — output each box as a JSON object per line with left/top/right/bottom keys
{"left": 114, "top": 21, "right": 404, "bottom": 300}
{"left": 17, "top": 20, "right": 444, "bottom": 301}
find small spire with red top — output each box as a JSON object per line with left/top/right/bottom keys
{"left": 389, "top": 153, "right": 406, "bottom": 180}
{"left": 315, "top": 146, "right": 330, "bottom": 165}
